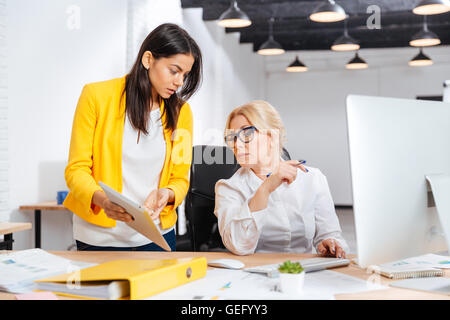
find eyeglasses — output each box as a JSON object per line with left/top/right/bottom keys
{"left": 224, "top": 126, "right": 257, "bottom": 148}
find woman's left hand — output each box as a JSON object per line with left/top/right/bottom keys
{"left": 143, "top": 188, "right": 174, "bottom": 220}
{"left": 317, "top": 238, "right": 346, "bottom": 259}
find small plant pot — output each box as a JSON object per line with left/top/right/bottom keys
{"left": 279, "top": 271, "right": 305, "bottom": 295}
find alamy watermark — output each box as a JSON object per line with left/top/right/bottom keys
{"left": 366, "top": 5, "right": 381, "bottom": 30}
{"left": 66, "top": 5, "right": 81, "bottom": 31}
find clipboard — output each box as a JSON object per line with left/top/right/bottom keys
{"left": 98, "top": 181, "right": 171, "bottom": 251}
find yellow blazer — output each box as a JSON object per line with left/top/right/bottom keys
{"left": 64, "top": 76, "right": 193, "bottom": 229}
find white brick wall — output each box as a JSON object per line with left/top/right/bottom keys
{"left": 0, "top": 0, "right": 7, "bottom": 222}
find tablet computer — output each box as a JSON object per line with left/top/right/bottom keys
{"left": 98, "top": 181, "right": 171, "bottom": 251}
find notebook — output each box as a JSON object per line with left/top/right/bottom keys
{"left": 35, "top": 257, "right": 207, "bottom": 300}
{"left": 373, "top": 265, "right": 444, "bottom": 280}
{"left": 369, "top": 254, "right": 448, "bottom": 279}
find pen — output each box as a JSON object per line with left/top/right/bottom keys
{"left": 266, "top": 160, "right": 308, "bottom": 178}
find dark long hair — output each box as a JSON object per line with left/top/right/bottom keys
{"left": 124, "top": 23, "right": 202, "bottom": 134}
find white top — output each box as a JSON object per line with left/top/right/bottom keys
{"left": 73, "top": 108, "right": 173, "bottom": 247}
{"left": 214, "top": 166, "right": 349, "bottom": 255}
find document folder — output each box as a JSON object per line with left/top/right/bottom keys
{"left": 35, "top": 257, "right": 207, "bottom": 300}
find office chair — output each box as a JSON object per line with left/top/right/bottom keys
{"left": 183, "top": 145, "right": 240, "bottom": 251}
{"left": 182, "top": 144, "right": 292, "bottom": 252}
{"left": 174, "top": 207, "right": 193, "bottom": 251}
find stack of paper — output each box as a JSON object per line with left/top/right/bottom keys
{"left": 0, "top": 249, "right": 95, "bottom": 293}
{"left": 33, "top": 257, "right": 207, "bottom": 300}
{"left": 36, "top": 280, "right": 129, "bottom": 300}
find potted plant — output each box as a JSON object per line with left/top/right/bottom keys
{"left": 278, "top": 260, "right": 305, "bottom": 295}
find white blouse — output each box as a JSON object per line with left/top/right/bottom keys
{"left": 214, "top": 165, "right": 349, "bottom": 255}
{"left": 73, "top": 108, "right": 173, "bottom": 247}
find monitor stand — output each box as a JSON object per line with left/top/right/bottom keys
{"left": 426, "top": 174, "right": 450, "bottom": 254}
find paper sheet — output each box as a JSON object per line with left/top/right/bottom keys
{"left": 148, "top": 269, "right": 387, "bottom": 300}
{"left": 378, "top": 253, "right": 450, "bottom": 270}
{"left": 426, "top": 174, "right": 450, "bottom": 252}
{"left": 390, "top": 277, "right": 450, "bottom": 296}
{"left": 15, "top": 291, "right": 58, "bottom": 300}
{"left": 0, "top": 249, "right": 96, "bottom": 293}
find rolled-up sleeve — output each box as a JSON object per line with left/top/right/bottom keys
{"left": 214, "top": 180, "right": 268, "bottom": 255}
{"left": 312, "top": 170, "right": 349, "bottom": 253}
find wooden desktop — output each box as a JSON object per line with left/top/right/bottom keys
{"left": 0, "top": 251, "right": 448, "bottom": 300}
{"left": 19, "top": 201, "right": 69, "bottom": 248}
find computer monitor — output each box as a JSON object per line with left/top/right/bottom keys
{"left": 346, "top": 95, "right": 450, "bottom": 268}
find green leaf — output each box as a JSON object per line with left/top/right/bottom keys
{"left": 278, "top": 260, "right": 304, "bottom": 274}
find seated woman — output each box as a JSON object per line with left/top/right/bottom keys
{"left": 214, "top": 100, "right": 349, "bottom": 257}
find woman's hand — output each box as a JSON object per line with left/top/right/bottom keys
{"left": 143, "top": 188, "right": 175, "bottom": 220}
{"left": 102, "top": 199, "right": 134, "bottom": 223}
{"left": 92, "top": 190, "right": 134, "bottom": 223}
{"left": 265, "top": 160, "right": 304, "bottom": 193}
{"left": 317, "top": 238, "right": 346, "bottom": 259}
{"left": 249, "top": 160, "right": 307, "bottom": 213}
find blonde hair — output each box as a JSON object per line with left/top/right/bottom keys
{"left": 225, "top": 100, "right": 287, "bottom": 152}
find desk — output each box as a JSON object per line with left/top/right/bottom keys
{"left": 0, "top": 222, "right": 32, "bottom": 250}
{"left": 0, "top": 251, "right": 448, "bottom": 300}
{"left": 19, "top": 202, "right": 69, "bottom": 249}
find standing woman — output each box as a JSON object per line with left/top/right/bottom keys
{"left": 64, "top": 24, "right": 202, "bottom": 251}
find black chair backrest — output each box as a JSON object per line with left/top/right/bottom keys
{"left": 184, "top": 145, "right": 291, "bottom": 251}
{"left": 185, "top": 145, "right": 240, "bottom": 251}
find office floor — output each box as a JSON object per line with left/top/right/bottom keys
{"left": 335, "top": 207, "right": 357, "bottom": 254}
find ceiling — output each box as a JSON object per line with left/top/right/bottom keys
{"left": 181, "top": 0, "right": 450, "bottom": 52}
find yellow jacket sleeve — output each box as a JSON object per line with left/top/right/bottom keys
{"left": 160, "top": 102, "right": 193, "bottom": 228}
{"left": 65, "top": 85, "right": 103, "bottom": 217}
